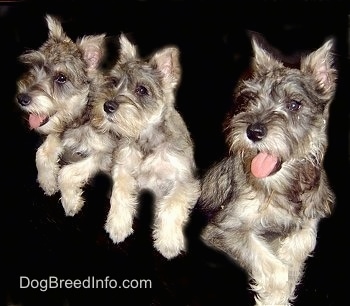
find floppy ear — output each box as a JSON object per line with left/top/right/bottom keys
{"left": 118, "top": 33, "right": 138, "bottom": 62}
{"left": 300, "top": 39, "right": 337, "bottom": 96}
{"left": 149, "top": 46, "right": 181, "bottom": 89}
{"left": 45, "top": 15, "right": 72, "bottom": 43}
{"left": 77, "top": 34, "right": 106, "bottom": 71}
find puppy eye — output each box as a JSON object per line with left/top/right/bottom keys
{"left": 108, "top": 77, "right": 119, "bottom": 87}
{"left": 135, "top": 85, "right": 148, "bottom": 96}
{"left": 287, "top": 99, "right": 302, "bottom": 112}
{"left": 54, "top": 73, "right": 67, "bottom": 84}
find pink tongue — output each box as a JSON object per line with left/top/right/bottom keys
{"left": 28, "top": 114, "right": 47, "bottom": 130}
{"left": 251, "top": 152, "right": 278, "bottom": 178}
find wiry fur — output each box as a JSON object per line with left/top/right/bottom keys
{"left": 200, "top": 37, "right": 337, "bottom": 305}
{"left": 56, "top": 78, "right": 118, "bottom": 216}
{"left": 91, "top": 34, "right": 200, "bottom": 259}
{"left": 16, "top": 15, "right": 116, "bottom": 216}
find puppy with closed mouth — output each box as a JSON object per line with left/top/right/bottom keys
{"left": 91, "top": 34, "right": 200, "bottom": 259}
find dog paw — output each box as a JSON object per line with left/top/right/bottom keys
{"left": 60, "top": 193, "right": 85, "bottom": 217}
{"left": 105, "top": 214, "right": 134, "bottom": 244}
{"left": 252, "top": 260, "right": 289, "bottom": 305}
{"left": 153, "top": 225, "right": 185, "bottom": 260}
{"left": 38, "top": 174, "right": 58, "bottom": 196}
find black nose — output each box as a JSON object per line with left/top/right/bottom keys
{"left": 246, "top": 122, "right": 267, "bottom": 142}
{"left": 103, "top": 100, "right": 118, "bottom": 114}
{"left": 17, "top": 93, "right": 32, "bottom": 106}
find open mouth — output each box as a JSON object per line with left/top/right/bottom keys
{"left": 28, "top": 113, "right": 50, "bottom": 130}
{"left": 250, "top": 151, "right": 282, "bottom": 178}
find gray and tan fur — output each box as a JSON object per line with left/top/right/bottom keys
{"left": 200, "top": 37, "right": 337, "bottom": 305}
{"left": 16, "top": 15, "right": 116, "bottom": 215}
{"left": 91, "top": 34, "right": 200, "bottom": 259}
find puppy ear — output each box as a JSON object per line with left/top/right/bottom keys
{"left": 45, "top": 15, "right": 72, "bottom": 43}
{"left": 251, "top": 35, "right": 284, "bottom": 72}
{"left": 77, "top": 34, "right": 106, "bottom": 71}
{"left": 19, "top": 50, "right": 45, "bottom": 67}
{"left": 150, "top": 46, "right": 181, "bottom": 89}
{"left": 118, "top": 33, "right": 138, "bottom": 62}
{"left": 300, "top": 39, "right": 337, "bottom": 96}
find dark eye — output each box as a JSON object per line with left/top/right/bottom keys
{"left": 54, "top": 73, "right": 67, "bottom": 84}
{"left": 286, "top": 99, "right": 302, "bottom": 112}
{"left": 108, "top": 77, "right": 119, "bottom": 87}
{"left": 135, "top": 85, "right": 148, "bottom": 96}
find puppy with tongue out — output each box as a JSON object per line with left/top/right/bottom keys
{"left": 199, "top": 35, "right": 336, "bottom": 306}
{"left": 251, "top": 151, "right": 279, "bottom": 178}
{"left": 16, "top": 15, "right": 106, "bottom": 196}
{"left": 246, "top": 122, "right": 282, "bottom": 179}
{"left": 28, "top": 114, "right": 49, "bottom": 130}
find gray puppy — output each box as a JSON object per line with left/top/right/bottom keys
{"left": 16, "top": 15, "right": 114, "bottom": 216}
{"left": 91, "top": 34, "right": 200, "bottom": 259}
{"left": 200, "top": 37, "right": 337, "bottom": 305}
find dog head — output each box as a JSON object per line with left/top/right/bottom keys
{"left": 16, "top": 15, "right": 105, "bottom": 134}
{"left": 91, "top": 34, "right": 181, "bottom": 139}
{"left": 224, "top": 37, "right": 337, "bottom": 179}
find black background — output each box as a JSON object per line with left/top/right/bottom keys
{"left": 3, "top": 1, "right": 349, "bottom": 305}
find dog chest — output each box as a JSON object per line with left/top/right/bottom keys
{"left": 219, "top": 192, "right": 301, "bottom": 235}
{"left": 136, "top": 151, "right": 178, "bottom": 197}
{"left": 60, "top": 124, "right": 114, "bottom": 165}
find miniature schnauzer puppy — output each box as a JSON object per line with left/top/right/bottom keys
{"left": 91, "top": 34, "right": 200, "bottom": 259}
{"left": 16, "top": 15, "right": 105, "bottom": 194}
{"left": 16, "top": 15, "right": 109, "bottom": 214}
{"left": 199, "top": 37, "right": 337, "bottom": 305}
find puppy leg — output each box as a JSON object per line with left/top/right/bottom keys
{"left": 153, "top": 179, "right": 199, "bottom": 259}
{"left": 36, "top": 133, "right": 63, "bottom": 195}
{"left": 105, "top": 166, "right": 138, "bottom": 243}
{"left": 105, "top": 146, "right": 141, "bottom": 244}
{"left": 58, "top": 154, "right": 104, "bottom": 216}
{"left": 277, "top": 219, "right": 318, "bottom": 302}
{"left": 202, "top": 224, "right": 290, "bottom": 305}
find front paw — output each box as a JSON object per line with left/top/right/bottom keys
{"left": 252, "top": 260, "right": 289, "bottom": 305}
{"left": 153, "top": 224, "right": 185, "bottom": 260}
{"left": 37, "top": 173, "right": 58, "bottom": 196}
{"left": 58, "top": 165, "right": 87, "bottom": 216}
{"left": 105, "top": 213, "right": 134, "bottom": 244}
{"left": 60, "top": 192, "right": 85, "bottom": 217}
